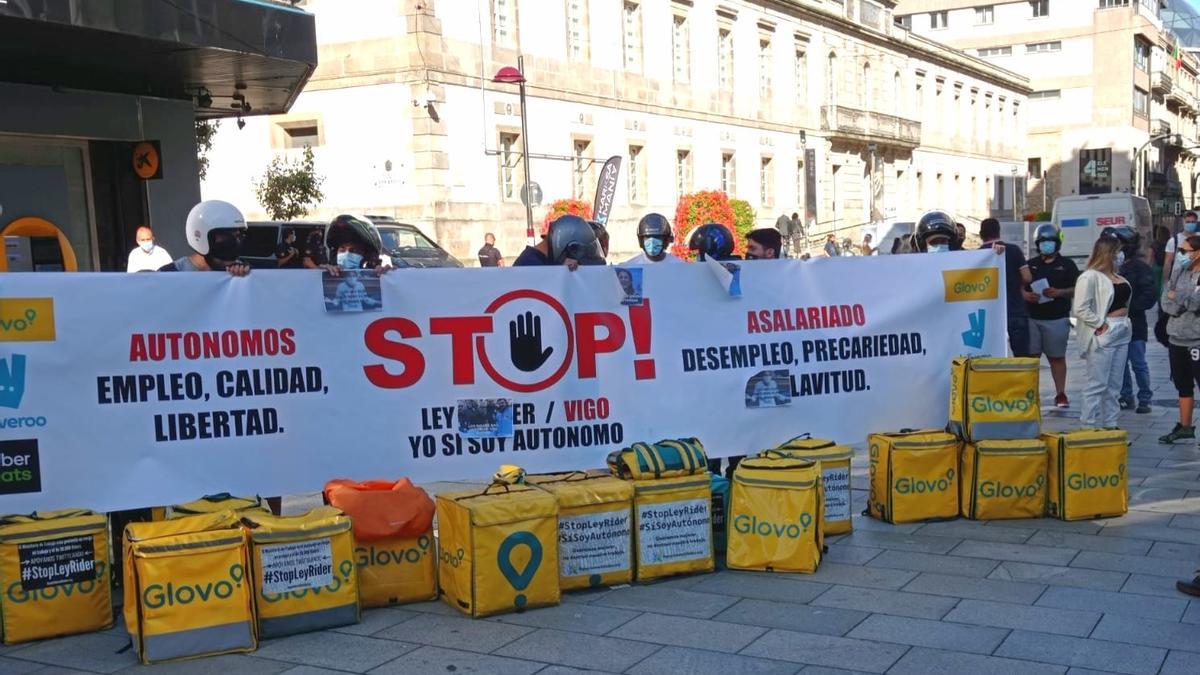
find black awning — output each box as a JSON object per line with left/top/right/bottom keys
{"left": 0, "top": 0, "right": 317, "bottom": 117}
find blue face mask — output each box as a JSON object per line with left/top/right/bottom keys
{"left": 927, "top": 244, "right": 950, "bottom": 253}
{"left": 139, "top": 241, "right": 155, "bottom": 253}
{"left": 1115, "top": 251, "right": 1126, "bottom": 268}
{"left": 1187, "top": 221, "right": 1198, "bottom": 233}
{"left": 1038, "top": 241, "right": 1057, "bottom": 256}
{"left": 1179, "top": 250, "right": 1192, "bottom": 268}
{"left": 642, "top": 237, "right": 664, "bottom": 258}
{"left": 337, "top": 251, "right": 363, "bottom": 270}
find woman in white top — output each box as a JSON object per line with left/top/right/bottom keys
{"left": 1072, "top": 235, "right": 1133, "bottom": 428}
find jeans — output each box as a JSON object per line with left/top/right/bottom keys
{"left": 1080, "top": 317, "right": 1132, "bottom": 428}
{"left": 1121, "top": 339, "right": 1152, "bottom": 405}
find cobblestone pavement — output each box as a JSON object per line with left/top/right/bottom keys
{"left": 3, "top": 333, "right": 1197, "bottom": 674}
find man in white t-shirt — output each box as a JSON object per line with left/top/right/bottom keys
{"left": 622, "top": 213, "right": 683, "bottom": 266}
{"left": 1164, "top": 210, "right": 1199, "bottom": 286}
{"left": 125, "top": 226, "right": 173, "bottom": 272}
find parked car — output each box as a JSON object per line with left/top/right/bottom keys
{"left": 366, "top": 215, "right": 463, "bottom": 268}
{"left": 242, "top": 220, "right": 325, "bottom": 269}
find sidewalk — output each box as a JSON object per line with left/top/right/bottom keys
{"left": 2, "top": 336, "right": 1197, "bottom": 674}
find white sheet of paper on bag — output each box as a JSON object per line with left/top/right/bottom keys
{"left": 1030, "top": 278, "right": 1052, "bottom": 304}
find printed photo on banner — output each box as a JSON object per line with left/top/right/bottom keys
{"left": 322, "top": 269, "right": 382, "bottom": 313}
{"left": 745, "top": 370, "right": 792, "bottom": 408}
{"left": 614, "top": 267, "right": 643, "bottom": 306}
{"left": 457, "top": 398, "right": 514, "bottom": 438}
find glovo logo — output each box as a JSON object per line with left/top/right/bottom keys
{"left": 496, "top": 531, "right": 542, "bottom": 609}
{"left": 1067, "top": 464, "right": 1125, "bottom": 491}
{"left": 732, "top": 513, "right": 813, "bottom": 539}
{"left": 980, "top": 474, "right": 1045, "bottom": 499}
{"left": 357, "top": 535, "right": 432, "bottom": 568}
{"left": 261, "top": 560, "right": 354, "bottom": 603}
{"left": 971, "top": 390, "right": 1036, "bottom": 415}
{"left": 6, "top": 561, "right": 106, "bottom": 604}
{"left": 942, "top": 268, "right": 999, "bottom": 302}
{"left": 439, "top": 546, "right": 465, "bottom": 568}
{"left": 0, "top": 299, "right": 56, "bottom": 342}
{"left": 895, "top": 468, "right": 956, "bottom": 495}
{"left": 143, "top": 563, "right": 244, "bottom": 609}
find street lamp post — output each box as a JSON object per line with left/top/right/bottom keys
{"left": 493, "top": 57, "right": 536, "bottom": 244}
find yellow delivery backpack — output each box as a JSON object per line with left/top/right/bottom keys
{"left": 0, "top": 509, "right": 112, "bottom": 644}
{"left": 528, "top": 471, "right": 634, "bottom": 591}
{"left": 727, "top": 455, "right": 824, "bottom": 573}
{"left": 1042, "top": 429, "right": 1128, "bottom": 521}
{"left": 867, "top": 430, "right": 960, "bottom": 524}
{"left": 437, "top": 482, "right": 559, "bottom": 617}
{"left": 123, "top": 512, "right": 255, "bottom": 665}
{"left": 949, "top": 357, "right": 1041, "bottom": 441}
{"left": 960, "top": 439, "right": 1047, "bottom": 520}
{"left": 167, "top": 494, "right": 270, "bottom": 519}
{"left": 631, "top": 475, "right": 714, "bottom": 581}
{"left": 243, "top": 507, "right": 359, "bottom": 639}
{"left": 773, "top": 434, "right": 854, "bottom": 534}
{"left": 607, "top": 438, "right": 708, "bottom": 480}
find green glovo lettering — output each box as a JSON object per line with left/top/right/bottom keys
{"left": 1067, "top": 464, "right": 1125, "bottom": 491}
{"left": 895, "top": 468, "right": 956, "bottom": 495}
{"left": 357, "top": 535, "right": 432, "bottom": 568}
{"left": 980, "top": 474, "right": 1045, "bottom": 499}
{"left": 970, "top": 390, "right": 1036, "bottom": 415}
{"left": 142, "top": 563, "right": 242, "bottom": 610}
{"left": 732, "top": 513, "right": 814, "bottom": 539}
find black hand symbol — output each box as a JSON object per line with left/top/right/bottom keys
{"left": 509, "top": 311, "right": 554, "bottom": 372}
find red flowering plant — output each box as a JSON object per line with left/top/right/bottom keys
{"left": 671, "top": 190, "right": 743, "bottom": 260}
{"left": 542, "top": 199, "right": 593, "bottom": 235}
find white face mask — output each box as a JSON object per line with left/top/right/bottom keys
{"left": 337, "top": 251, "right": 363, "bottom": 270}
{"left": 1115, "top": 251, "right": 1126, "bottom": 268}
{"left": 927, "top": 244, "right": 950, "bottom": 253}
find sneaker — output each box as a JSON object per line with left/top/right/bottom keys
{"left": 1159, "top": 423, "right": 1196, "bottom": 444}
{"left": 1136, "top": 404, "right": 1152, "bottom": 414}
{"left": 1054, "top": 393, "right": 1069, "bottom": 408}
{"left": 1177, "top": 574, "right": 1200, "bottom": 598}
{"left": 1118, "top": 397, "right": 1134, "bottom": 410}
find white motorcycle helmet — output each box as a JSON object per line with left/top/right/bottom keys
{"left": 185, "top": 200, "right": 247, "bottom": 256}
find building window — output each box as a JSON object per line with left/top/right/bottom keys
{"left": 1099, "top": 0, "right": 1129, "bottom": 7}
{"left": 915, "top": 80, "right": 923, "bottom": 117}
{"left": 975, "top": 6, "right": 994, "bottom": 25}
{"left": 896, "top": 15, "right": 912, "bottom": 30}
{"left": 499, "top": 132, "right": 519, "bottom": 200}
{"left": 1134, "top": 39, "right": 1150, "bottom": 72}
{"left": 676, "top": 149, "right": 692, "bottom": 197}
{"left": 493, "top": 0, "right": 516, "bottom": 48}
{"left": 1134, "top": 86, "right": 1149, "bottom": 116}
{"left": 1031, "top": 0, "right": 1049, "bottom": 17}
{"left": 1028, "top": 157, "right": 1042, "bottom": 180}
{"left": 628, "top": 145, "right": 644, "bottom": 203}
{"left": 930, "top": 11, "right": 948, "bottom": 29}
{"left": 759, "top": 39, "right": 772, "bottom": 99}
{"left": 861, "top": 61, "right": 871, "bottom": 104}
{"left": 1029, "top": 89, "right": 1061, "bottom": 99}
{"left": 795, "top": 49, "right": 807, "bottom": 104}
{"left": 827, "top": 52, "right": 838, "bottom": 106}
{"left": 721, "top": 152, "right": 736, "bottom": 196}
{"left": 760, "top": 156, "right": 773, "bottom": 206}
{"left": 718, "top": 28, "right": 734, "bottom": 92}
{"left": 623, "top": 2, "right": 642, "bottom": 72}
{"left": 978, "top": 46, "right": 1012, "bottom": 57}
{"left": 566, "top": 0, "right": 588, "bottom": 61}
{"left": 894, "top": 72, "right": 902, "bottom": 115}
{"left": 1026, "top": 41, "right": 1062, "bottom": 54}
{"left": 672, "top": 14, "right": 690, "bottom": 83}
{"left": 573, "top": 139, "right": 591, "bottom": 199}
{"left": 282, "top": 125, "right": 320, "bottom": 149}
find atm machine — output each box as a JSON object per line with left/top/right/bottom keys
{"left": 0, "top": 217, "right": 76, "bottom": 272}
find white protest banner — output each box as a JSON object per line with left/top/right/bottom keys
{"left": 0, "top": 251, "right": 1005, "bottom": 512}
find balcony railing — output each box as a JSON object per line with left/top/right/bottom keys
{"left": 1152, "top": 68, "right": 1173, "bottom": 94}
{"left": 820, "top": 105, "right": 922, "bottom": 147}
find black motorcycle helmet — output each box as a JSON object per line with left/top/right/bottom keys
{"left": 325, "top": 214, "right": 383, "bottom": 266}
{"left": 688, "top": 223, "right": 736, "bottom": 261}
{"left": 915, "top": 210, "right": 957, "bottom": 252}
{"left": 1100, "top": 225, "right": 1140, "bottom": 256}
{"left": 589, "top": 220, "right": 610, "bottom": 258}
{"left": 1033, "top": 223, "right": 1062, "bottom": 255}
{"left": 637, "top": 213, "right": 673, "bottom": 244}
{"left": 548, "top": 215, "right": 606, "bottom": 265}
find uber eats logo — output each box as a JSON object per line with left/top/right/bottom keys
{"left": 1067, "top": 464, "right": 1125, "bottom": 491}
{"left": 142, "top": 563, "right": 245, "bottom": 609}
{"left": 895, "top": 469, "right": 955, "bottom": 495}
{"left": 0, "top": 439, "right": 41, "bottom": 495}
{"left": 971, "top": 390, "right": 1036, "bottom": 416}
{"left": 980, "top": 475, "right": 1045, "bottom": 499}
{"left": 733, "top": 513, "right": 815, "bottom": 539}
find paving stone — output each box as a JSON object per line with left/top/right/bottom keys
{"left": 1161, "top": 650, "right": 1200, "bottom": 675}
{"left": 838, "top": 530, "right": 960, "bottom": 554}
{"left": 1169, "top": 513, "right": 1200, "bottom": 529}
{"left": 987, "top": 518, "right": 1102, "bottom": 535}
{"left": 1070, "top": 550, "right": 1198, "bottom": 577}
{"left": 820, "top": 545, "right": 883, "bottom": 565}
{"left": 536, "top": 668, "right": 620, "bottom": 675}
{"left": 740, "top": 629, "right": 908, "bottom": 673}
{"left": 797, "top": 668, "right": 871, "bottom": 675}
{"left": 1120, "top": 573, "right": 1192, "bottom": 598}
{"left": 994, "top": 630, "right": 1166, "bottom": 675}
{"left": 1036, "top": 585, "right": 1189, "bottom": 621}
{"left": 1026, "top": 530, "right": 1152, "bottom": 555}
{"left": 1099, "top": 523, "right": 1200, "bottom": 544}
{"left": 941, "top": 599, "right": 1100, "bottom": 637}
{"left": 493, "top": 629, "right": 659, "bottom": 673}
{"left": 866, "top": 550, "right": 1000, "bottom": 578}
{"left": 608, "top": 613, "right": 765, "bottom": 653}
{"left": 559, "top": 587, "right": 614, "bottom": 605}
{"left": 1148, "top": 540, "right": 1200, "bottom": 561}
{"left": 901, "top": 572, "right": 1046, "bottom": 604}
{"left": 627, "top": 646, "right": 796, "bottom": 675}
{"left": 807, "top": 561, "right": 917, "bottom": 589}
{"left": 1140, "top": 470, "right": 1200, "bottom": 484}
{"left": 987, "top": 561, "right": 1127, "bottom": 590}
{"left": 400, "top": 600, "right": 462, "bottom": 616}
{"left": 712, "top": 598, "right": 868, "bottom": 636}
{"left": 487, "top": 603, "right": 638, "bottom": 636}
{"left": 688, "top": 571, "right": 831, "bottom": 603}
{"left": 1185, "top": 600, "right": 1200, "bottom": 625}
{"left": 122, "top": 655, "right": 294, "bottom": 675}
{"left": 593, "top": 585, "right": 738, "bottom": 618}
{"left": 367, "top": 645, "right": 544, "bottom": 675}
{"left": 1090, "top": 614, "right": 1200, "bottom": 653}
{"left": 887, "top": 647, "right": 1066, "bottom": 675}
{"left": 845, "top": 614, "right": 1007, "bottom": 655}
{"left": 330, "top": 608, "right": 416, "bottom": 636}
{"left": 253, "top": 633, "right": 418, "bottom": 672}
{"left": 1132, "top": 495, "right": 1200, "bottom": 514}
{"left": 950, "top": 540, "right": 1079, "bottom": 566}
{"left": 911, "top": 520, "right": 1035, "bottom": 543}
{"left": 5, "top": 632, "right": 137, "bottom": 673}
{"left": 810, "top": 585, "right": 958, "bottom": 620}
{"left": 0, "top": 658, "right": 63, "bottom": 675}
{"left": 847, "top": 516, "right": 923, "bottom": 534}
{"left": 374, "top": 612, "right": 532, "bottom": 653}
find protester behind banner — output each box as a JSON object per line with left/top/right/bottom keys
{"left": 127, "top": 226, "right": 172, "bottom": 273}
{"left": 622, "top": 213, "right": 680, "bottom": 266}
{"left": 514, "top": 215, "right": 605, "bottom": 269}
{"left": 158, "top": 200, "right": 250, "bottom": 276}
{"left": 979, "top": 218, "right": 1033, "bottom": 357}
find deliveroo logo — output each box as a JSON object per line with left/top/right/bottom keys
{"left": 0, "top": 354, "right": 27, "bottom": 409}
{"left": 962, "top": 310, "right": 986, "bottom": 350}
{"left": 496, "top": 531, "right": 542, "bottom": 608}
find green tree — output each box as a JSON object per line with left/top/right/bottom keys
{"left": 254, "top": 146, "right": 325, "bottom": 221}
{"left": 730, "top": 199, "right": 756, "bottom": 243}
{"left": 195, "top": 120, "right": 216, "bottom": 181}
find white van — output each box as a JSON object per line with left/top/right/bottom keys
{"left": 1051, "top": 193, "right": 1152, "bottom": 260}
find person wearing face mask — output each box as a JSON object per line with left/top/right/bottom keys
{"left": 1071, "top": 235, "right": 1132, "bottom": 429}
{"left": 513, "top": 215, "right": 606, "bottom": 269}
{"left": 1102, "top": 227, "right": 1155, "bottom": 414}
{"left": 623, "top": 213, "right": 681, "bottom": 266}
{"left": 745, "top": 228, "right": 782, "bottom": 260}
{"left": 1158, "top": 235, "right": 1200, "bottom": 444}
{"left": 913, "top": 210, "right": 956, "bottom": 254}
{"left": 1162, "top": 210, "right": 1199, "bottom": 287}
{"left": 979, "top": 217, "right": 1034, "bottom": 357}
{"left": 322, "top": 214, "right": 393, "bottom": 277}
{"left": 157, "top": 200, "right": 250, "bottom": 276}
{"left": 126, "top": 226, "right": 173, "bottom": 273}
{"left": 1024, "top": 224, "right": 1079, "bottom": 408}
